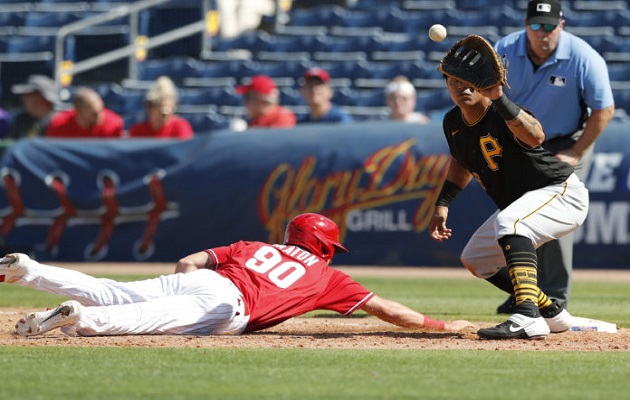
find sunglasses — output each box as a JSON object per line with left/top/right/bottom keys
{"left": 528, "top": 23, "right": 557, "bottom": 32}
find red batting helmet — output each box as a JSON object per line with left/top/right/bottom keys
{"left": 284, "top": 213, "right": 348, "bottom": 262}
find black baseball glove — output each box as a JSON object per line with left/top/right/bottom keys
{"left": 437, "top": 34, "right": 509, "bottom": 90}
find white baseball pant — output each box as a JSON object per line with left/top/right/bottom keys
{"left": 16, "top": 261, "right": 249, "bottom": 336}
{"left": 460, "top": 173, "right": 589, "bottom": 279}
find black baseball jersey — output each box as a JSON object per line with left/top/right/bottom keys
{"left": 442, "top": 105, "right": 574, "bottom": 210}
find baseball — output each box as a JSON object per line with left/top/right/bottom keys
{"left": 429, "top": 24, "right": 447, "bottom": 42}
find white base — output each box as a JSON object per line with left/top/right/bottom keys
{"left": 570, "top": 316, "right": 617, "bottom": 333}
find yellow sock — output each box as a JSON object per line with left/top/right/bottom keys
{"left": 537, "top": 289, "right": 553, "bottom": 309}
{"left": 509, "top": 265, "right": 539, "bottom": 306}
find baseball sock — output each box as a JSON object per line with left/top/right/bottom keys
{"left": 537, "top": 289, "right": 553, "bottom": 309}
{"left": 485, "top": 268, "right": 514, "bottom": 294}
{"left": 498, "top": 235, "right": 540, "bottom": 318}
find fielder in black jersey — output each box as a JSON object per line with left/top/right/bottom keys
{"left": 443, "top": 101, "right": 573, "bottom": 210}
{"left": 430, "top": 73, "right": 589, "bottom": 339}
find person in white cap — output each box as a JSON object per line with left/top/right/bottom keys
{"left": 298, "top": 67, "right": 352, "bottom": 124}
{"left": 9, "top": 75, "right": 60, "bottom": 139}
{"left": 384, "top": 76, "right": 430, "bottom": 124}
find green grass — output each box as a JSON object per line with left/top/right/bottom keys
{"left": 1, "top": 347, "right": 629, "bottom": 400}
{"left": 2, "top": 272, "right": 629, "bottom": 399}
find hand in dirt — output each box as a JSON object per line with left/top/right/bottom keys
{"left": 444, "top": 320, "right": 474, "bottom": 331}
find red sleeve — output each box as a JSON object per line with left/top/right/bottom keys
{"left": 316, "top": 269, "right": 374, "bottom": 315}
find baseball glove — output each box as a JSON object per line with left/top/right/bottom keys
{"left": 437, "top": 34, "right": 509, "bottom": 90}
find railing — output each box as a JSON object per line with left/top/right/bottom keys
{"left": 53, "top": 0, "right": 214, "bottom": 91}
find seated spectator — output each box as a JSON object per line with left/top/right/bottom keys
{"left": 9, "top": 75, "right": 59, "bottom": 139}
{"left": 0, "top": 108, "right": 9, "bottom": 138}
{"left": 298, "top": 68, "right": 352, "bottom": 124}
{"left": 236, "top": 75, "right": 296, "bottom": 129}
{"left": 129, "top": 76, "right": 193, "bottom": 139}
{"left": 384, "top": 76, "right": 429, "bottom": 124}
{"left": 46, "top": 88, "right": 124, "bottom": 138}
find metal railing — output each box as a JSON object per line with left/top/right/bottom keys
{"left": 53, "top": 0, "right": 213, "bottom": 91}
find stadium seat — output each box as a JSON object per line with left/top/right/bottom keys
{"left": 195, "top": 59, "right": 255, "bottom": 81}
{"left": 249, "top": 60, "right": 311, "bottom": 80}
{"left": 211, "top": 31, "right": 272, "bottom": 54}
{"left": 23, "top": 11, "right": 84, "bottom": 28}
{"left": 139, "top": 3, "right": 203, "bottom": 58}
{"left": 0, "top": 11, "right": 27, "bottom": 31}
{"left": 316, "top": 60, "right": 371, "bottom": 80}
{"left": 288, "top": 5, "right": 344, "bottom": 27}
{"left": 6, "top": 35, "right": 56, "bottom": 54}
{"left": 352, "top": 88, "right": 386, "bottom": 107}
{"left": 416, "top": 89, "right": 452, "bottom": 113}
{"left": 608, "top": 63, "right": 630, "bottom": 82}
{"left": 279, "top": 87, "right": 306, "bottom": 106}
{"left": 184, "top": 113, "right": 230, "bottom": 134}
{"left": 572, "top": 0, "right": 628, "bottom": 11}
{"left": 136, "top": 57, "right": 200, "bottom": 83}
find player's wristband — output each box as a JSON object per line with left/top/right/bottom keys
{"left": 435, "top": 180, "right": 462, "bottom": 207}
{"left": 493, "top": 94, "right": 520, "bottom": 121}
{"left": 423, "top": 316, "right": 446, "bottom": 330}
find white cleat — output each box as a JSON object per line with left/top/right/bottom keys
{"left": 540, "top": 299, "right": 573, "bottom": 333}
{"left": 15, "top": 300, "right": 82, "bottom": 336}
{"left": 0, "top": 253, "right": 31, "bottom": 284}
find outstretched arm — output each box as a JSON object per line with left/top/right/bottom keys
{"left": 360, "top": 295, "right": 472, "bottom": 331}
{"left": 479, "top": 85, "right": 545, "bottom": 148}
{"left": 175, "top": 251, "right": 211, "bottom": 273}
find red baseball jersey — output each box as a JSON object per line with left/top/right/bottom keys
{"left": 129, "top": 116, "right": 193, "bottom": 139}
{"left": 46, "top": 109, "right": 124, "bottom": 138}
{"left": 206, "top": 241, "right": 373, "bottom": 333}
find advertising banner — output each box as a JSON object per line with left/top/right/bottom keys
{"left": 0, "top": 120, "right": 627, "bottom": 268}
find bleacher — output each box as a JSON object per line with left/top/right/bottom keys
{"left": 1, "top": 0, "right": 629, "bottom": 134}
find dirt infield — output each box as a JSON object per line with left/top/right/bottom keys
{"left": 1, "top": 265, "right": 628, "bottom": 351}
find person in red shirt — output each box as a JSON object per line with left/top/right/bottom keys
{"left": 46, "top": 87, "right": 124, "bottom": 138}
{"left": 235, "top": 75, "right": 296, "bottom": 129}
{"left": 129, "top": 76, "right": 193, "bottom": 139}
{"left": 4, "top": 213, "right": 471, "bottom": 337}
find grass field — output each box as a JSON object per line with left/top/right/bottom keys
{"left": 1, "top": 270, "right": 629, "bottom": 399}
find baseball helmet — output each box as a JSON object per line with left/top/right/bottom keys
{"left": 284, "top": 213, "right": 348, "bottom": 262}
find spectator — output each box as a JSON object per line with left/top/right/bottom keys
{"left": 129, "top": 76, "right": 193, "bottom": 139}
{"left": 236, "top": 75, "right": 297, "bottom": 129}
{"left": 492, "top": 0, "right": 615, "bottom": 313}
{"left": 298, "top": 67, "right": 353, "bottom": 124}
{"left": 8, "top": 75, "right": 59, "bottom": 139}
{"left": 384, "top": 76, "right": 430, "bottom": 124}
{"left": 46, "top": 88, "right": 124, "bottom": 138}
{"left": 0, "top": 108, "right": 9, "bottom": 138}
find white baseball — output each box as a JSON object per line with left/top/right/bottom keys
{"left": 429, "top": 24, "right": 447, "bottom": 42}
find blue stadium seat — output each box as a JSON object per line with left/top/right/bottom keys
{"left": 608, "top": 63, "right": 630, "bottom": 81}
{"left": 289, "top": 5, "right": 344, "bottom": 27}
{"left": 337, "top": 8, "right": 401, "bottom": 32}
{"left": 352, "top": 88, "right": 386, "bottom": 107}
{"left": 249, "top": 60, "right": 311, "bottom": 80}
{"left": 211, "top": 31, "right": 272, "bottom": 54}
{"left": 178, "top": 87, "right": 241, "bottom": 107}
{"left": 6, "top": 35, "right": 56, "bottom": 54}
{"left": 0, "top": 11, "right": 27, "bottom": 30}
{"left": 316, "top": 60, "right": 371, "bottom": 80}
{"left": 23, "top": 11, "right": 84, "bottom": 28}
{"left": 416, "top": 89, "right": 452, "bottom": 113}
{"left": 195, "top": 59, "right": 254, "bottom": 80}
{"left": 268, "top": 34, "right": 328, "bottom": 55}
{"left": 279, "top": 87, "right": 306, "bottom": 106}
{"left": 137, "top": 57, "right": 200, "bottom": 83}
{"left": 184, "top": 113, "right": 230, "bottom": 134}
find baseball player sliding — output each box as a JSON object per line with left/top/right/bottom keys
{"left": 1, "top": 213, "right": 471, "bottom": 337}
{"left": 429, "top": 35, "right": 589, "bottom": 339}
